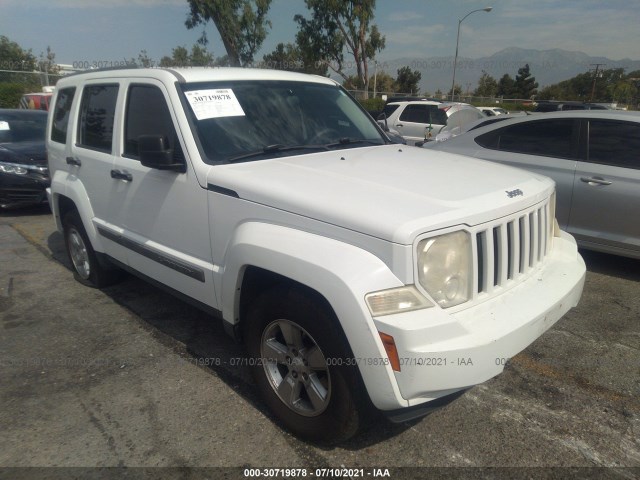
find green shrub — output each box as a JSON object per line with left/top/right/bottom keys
{"left": 358, "top": 97, "right": 385, "bottom": 114}
{"left": 0, "top": 83, "right": 25, "bottom": 108}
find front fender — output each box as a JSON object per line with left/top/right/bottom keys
{"left": 222, "top": 221, "right": 409, "bottom": 410}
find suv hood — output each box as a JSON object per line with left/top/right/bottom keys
{"left": 206, "top": 145, "right": 553, "bottom": 244}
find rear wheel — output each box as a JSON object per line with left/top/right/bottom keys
{"left": 63, "top": 210, "right": 121, "bottom": 288}
{"left": 245, "top": 285, "right": 370, "bottom": 443}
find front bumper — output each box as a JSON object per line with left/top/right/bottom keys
{"left": 0, "top": 173, "right": 49, "bottom": 208}
{"left": 372, "top": 231, "right": 585, "bottom": 408}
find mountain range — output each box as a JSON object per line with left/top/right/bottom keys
{"left": 374, "top": 47, "right": 640, "bottom": 95}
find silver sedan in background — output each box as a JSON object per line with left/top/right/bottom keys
{"left": 425, "top": 110, "right": 640, "bottom": 259}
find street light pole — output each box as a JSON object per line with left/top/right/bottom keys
{"left": 450, "top": 6, "right": 492, "bottom": 101}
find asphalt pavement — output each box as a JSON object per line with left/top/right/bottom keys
{"left": 1, "top": 206, "right": 638, "bottom": 480}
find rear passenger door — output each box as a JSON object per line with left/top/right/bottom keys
{"left": 107, "top": 80, "right": 217, "bottom": 308}
{"left": 568, "top": 119, "right": 640, "bottom": 255}
{"left": 70, "top": 82, "right": 130, "bottom": 262}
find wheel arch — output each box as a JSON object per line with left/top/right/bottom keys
{"left": 50, "top": 173, "right": 105, "bottom": 252}
{"left": 222, "top": 222, "right": 409, "bottom": 410}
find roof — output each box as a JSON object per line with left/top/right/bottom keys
{"left": 460, "top": 110, "right": 640, "bottom": 136}
{"left": 521, "top": 110, "right": 640, "bottom": 120}
{"left": 56, "top": 67, "right": 337, "bottom": 87}
{"left": 387, "top": 100, "right": 442, "bottom": 106}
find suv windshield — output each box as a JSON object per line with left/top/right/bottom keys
{"left": 181, "top": 80, "right": 385, "bottom": 164}
{"left": 0, "top": 111, "right": 47, "bottom": 143}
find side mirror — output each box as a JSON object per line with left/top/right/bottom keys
{"left": 139, "top": 135, "right": 185, "bottom": 172}
{"left": 376, "top": 113, "right": 390, "bottom": 132}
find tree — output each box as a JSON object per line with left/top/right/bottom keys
{"left": 38, "top": 46, "right": 59, "bottom": 75}
{"left": 536, "top": 67, "right": 637, "bottom": 103}
{"left": 474, "top": 70, "right": 498, "bottom": 97}
{"left": 352, "top": 70, "right": 394, "bottom": 94}
{"left": 136, "top": 49, "right": 155, "bottom": 68}
{"left": 262, "top": 42, "right": 327, "bottom": 75}
{"left": 514, "top": 64, "right": 538, "bottom": 99}
{"left": 447, "top": 84, "right": 462, "bottom": 100}
{"left": 185, "top": 0, "right": 272, "bottom": 67}
{"left": 497, "top": 74, "right": 516, "bottom": 97}
{"left": 0, "top": 35, "right": 39, "bottom": 88}
{"left": 0, "top": 35, "right": 37, "bottom": 71}
{"left": 294, "top": 0, "right": 385, "bottom": 98}
{"left": 395, "top": 66, "right": 421, "bottom": 95}
{"left": 159, "top": 44, "right": 215, "bottom": 67}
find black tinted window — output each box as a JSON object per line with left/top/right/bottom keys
{"left": 588, "top": 120, "right": 640, "bottom": 169}
{"left": 382, "top": 104, "right": 400, "bottom": 118}
{"left": 476, "top": 119, "right": 575, "bottom": 158}
{"left": 51, "top": 87, "right": 75, "bottom": 144}
{"left": 399, "top": 104, "right": 447, "bottom": 125}
{"left": 125, "top": 85, "right": 177, "bottom": 157}
{"left": 78, "top": 84, "right": 118, "bottom": 152}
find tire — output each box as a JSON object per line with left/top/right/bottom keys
{"left": 63, "top": 210, "right": 121, "bottom": 288}
{"left": 244, "top": 285, "right": 370, "bottom": 443}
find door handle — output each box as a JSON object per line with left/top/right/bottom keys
{"left": 110, "top": 169, "right": 132, "bottom": 182}
{"left": 580, "top": 176, "right": 612, "bottom": 186}
{"left": 396, "top": 124, "right": 403, "bottom": 127}
{"left": 66, "top": 157, "right": 81, "bottom": 167}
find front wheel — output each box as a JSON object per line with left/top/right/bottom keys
{"left": 244, "top": 285, "right": 370, "bottom": 443}
{"left": 63, "top": 210, "right": 121, "bottom": 288}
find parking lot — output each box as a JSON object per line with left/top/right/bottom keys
{"left": 1, "top": 206, "right": 639, "bottom": 479}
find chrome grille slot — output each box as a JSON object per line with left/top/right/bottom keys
{"left": 475, "top": 200, "right": 551, "bottom": 297}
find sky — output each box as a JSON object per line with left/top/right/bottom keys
{"left": 1, "top": 0, "right": 639, "bottom": 68}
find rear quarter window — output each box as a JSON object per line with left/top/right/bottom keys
{"left": 51, "top": 88, "right": 76, "bottom": 144}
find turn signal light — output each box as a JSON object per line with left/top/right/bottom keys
{"left": 379, "top": 332, "right": 401, "bottom": 372}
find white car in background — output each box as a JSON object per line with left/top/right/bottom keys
{"left": 381, "top": 101, "right": 485, "bottom": 145}
{"left": 479, "top": 106, "right": 508, "bottom": 116}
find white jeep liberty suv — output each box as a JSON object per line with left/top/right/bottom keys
{"left": 46, "top": 67, "right": 585, "bottom": 442}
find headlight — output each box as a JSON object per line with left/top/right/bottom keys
{"left": 365, "top": 286, "right": 433, "bottom": 317}
{"left": 417, "top": 230, "right": 472, "bottom": 308}
{"left": 0, "top": 162, "right": 29, "bottom": 175}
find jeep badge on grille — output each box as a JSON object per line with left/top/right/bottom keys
{"left": 506, "top": 189, "right": 524, "bottom": 198}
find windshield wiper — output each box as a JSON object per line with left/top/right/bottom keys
{"left": 227, "top": 144, "right": 329, "bottom": 163}
{"left": 324, "top": 138, "right": 385, "bottom": 149}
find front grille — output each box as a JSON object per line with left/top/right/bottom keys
{"left": 474, "top": 201, "right": 551, "bottom": 298}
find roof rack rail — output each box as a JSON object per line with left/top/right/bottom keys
{"left": 67, "top": 64, "right": 141, "bottom": 77}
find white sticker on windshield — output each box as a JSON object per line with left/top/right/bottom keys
{"left": 0, "top": 121, "right": 10, "bottom": 131}
{"left": 185, "top": 89, "right": 245, "bottom": 120}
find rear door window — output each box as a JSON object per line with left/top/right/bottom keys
{"left": 78, "top": 84, "right": 119, "bottom": 152}
{"left": 475, "top": 119, "right": 576, "bottom": 159}
{"left": 51, "top": 88, "right": 75, "bottom": 144}
{"left": 588, "top": 120, "right": 640, "bottom": 169}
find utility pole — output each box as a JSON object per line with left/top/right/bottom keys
{"left": 373, "top": 61, "right": 378, "bottom": 98}
{"left": 589, "top": 63, "right": 606, "bottom": 102}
